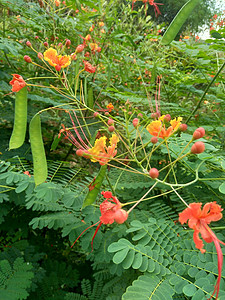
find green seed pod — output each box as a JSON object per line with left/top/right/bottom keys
{"left": 161, "top": 0, "right": 201, "bottom": 45}
{"left": 9, "top": 86, "right": 28, "bottom": 150}
{"left": 82, "top": 164, "right": 107, "bottom": 209}
{"left": 29, "top": 114, "right": 48, "bottom": 185}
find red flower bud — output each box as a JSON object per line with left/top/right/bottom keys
{"left": 193, "top": 127, "right": 205, "bottom": 140}
{"left": 108, "top": 126, "right": 115, "bottom": 132}
{"left": 24, "top": 55, "right": 32, "bottom": 63}
{"left": 76, "top": 149, "right": 84, "bottom": 157}
{"left": 179, "top": 124, "right": 188, "bottom": 132}
{"left": 76, "top": 44, "right": 85, "bottom": 53}
{"left": 93, "top": 112, "right": 99, "bottom": 118}
{"left": 38, "top": 52, "right": 43, "bottom": 59}
{"left": 191, "top": 141, "right": 205, "bottom": 154}
{"left": 151, "top": 136, "right": 158, "bottom": 144}
{"left": 43, "top": 42, "right": 49, "bottom": 47}
{"left": 26, "top": 41, "right": 32, "bottom": 47}
{"left": 132, "top": 118, "right": 139, "bottom": 128}
{"left": 164, "top": 114, "right": 171, "bottom": 122}
{"left": 108, "top": 118, "right": 114, "bottom": 126}
{"left": 149, "top": 168, "right": 159, "bottom": 179}
{"left": 65, "top": 39, "right": 71, "bottom": 47}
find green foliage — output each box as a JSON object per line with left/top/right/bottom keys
{"left": 0, "top": 0, "right": 225, "bottom": 299}
{"left": 122, "top": 274, "right": 174, "bottom": 300}
{"left": 0, "top": 257, "right": 34, "bottom": 300}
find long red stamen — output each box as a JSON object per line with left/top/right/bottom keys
{"left": 202, "top": 223, "right": 224, "bottom": 300}
{"left": 208, "top": 238, "right": 222, "bottom": 300}
{"left": 71, "top": 221, "right": 100, "bottom": 248}
{"left": 91, "top": 221, "right": 102, "bottom": 251}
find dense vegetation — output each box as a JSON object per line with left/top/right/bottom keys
{"left": 0, "top": 0, "right": 225, "bottom": 299}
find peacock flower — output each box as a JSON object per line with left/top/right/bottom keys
{"left": 87, "top": 134, "right": 119, "bottom": 165}
{"left": 107, "top": 103, "right": 114, "bottom": 112}
{"left": 89, "top": 43, "right": 98, "bottom": 51}
{"left": 9, "top": 74, "right": 26, "bottom": 92}
{"left": 71, "top": 191, "right": 128, "bottom": 250}
{"left": 148, "top": 0, "right": 163, "bottom": 17}
{"left": 83, "top": 60, "right": 96, "bottom": 73}
{"left": 179, "top": 202, "right": 225, "bottom": 300}
{"left": 146, "top": 116, "right": 182, "bottom": 139}
{"left": 43, "top": 48, "right": 71, "bottom": 71}
{"left": 132, "top": 0, "right": 163, "bottom": 17}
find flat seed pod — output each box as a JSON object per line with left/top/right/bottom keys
{"left": 9, "top": 87, "right": 28, "bottom": 149}
{"left": 161, "top": 0, "right": 201, "bottom": 45}
{"left": 29, "top": 114, "right": 48, "bottom": 185}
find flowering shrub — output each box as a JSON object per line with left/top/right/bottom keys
{"left": 1, "top": 0, "right": 225, "bottom": 299}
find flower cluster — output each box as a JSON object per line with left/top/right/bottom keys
{"left": 146, "top": 115, "right": 182, "bottom": 139}
{"left": 43, "top": 48, "right": 71, "bottom": 71}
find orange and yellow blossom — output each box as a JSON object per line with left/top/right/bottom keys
{"left": 146, "top": 116, "right": 182, "bottom": 139}
{"left": 86, "top": 134, "right": 119, "bottom": 165}
{"left": 44, "top": 48, "right": 71, "bottom": 71}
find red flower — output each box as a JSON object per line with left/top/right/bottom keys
{"left": 179, "top": 202, "right": 225, "bottom": 300}
{"left": 9, "top": 74, "right": 26, "bottom": 92}
{"left": 83, "top": 60, "right": 96, "bottom": 73}
{"left": 71, "top": 191, "right": 128, "bottom": 250}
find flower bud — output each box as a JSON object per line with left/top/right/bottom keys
{"left": 97, "top": 47, "right": 101, "bottom": 53}
{"left": 76, "top": 149, "right": 84, "bottom": 157}
{"left": 108, "top": 118, "right": 114, "bottom": 126}
{"left": 93, "top": 112, "right": 99, "bottom": 118}
{"left": 151, "top": 136, "right": 158, "bottom": 144}
{"left": 76, "top": 44, "right": 84, "bottom": 53}
{"left": 43, "top": 41, "right": 49, "bottom": 47}
{"left": 164, "top": 114, "right": 171, "bottom": 122}
{"left": 179, "top": 124, "right": 188, "bottom": 132}
{"left": 191, "top": 141, "right": 205, "bottom": 154}
{"left": 24, "top": 55, "right": 32, "bottom": 63}
{"left": 26, "top": 41, "right": 32, "bottom": 47}
{"left": 38, "top": 52, "right": 43, "bottom": 59}
{"left": 65, "top": 39, "right": 71, "bottom": 47}
{"left": 71, "top": 53, "right": 77, "bottom": 60}
{"left": 149, "top": 168, "right": 159, "bottom": 179}
{"left": 114, "top": 209, "right": 128, "bottom": 224}
{"left": 132, "top": 118, "right": 139, "bottom": 128}
{"left": 193, "top": 127, "right": 205, "bottom": 140}
{"left": 151, "top": 112, "right": 158, "bottom": 119}
{"left": 108, "top": 126, "right": 115, "bottom": 132}
{"left": 35, "top": 36, "right": 39, "bottom": 39}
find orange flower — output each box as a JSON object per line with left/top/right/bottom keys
{"left": 146, "top": 116, "right": 182, "bottom": 139}
{"left": 179, "top": 202, "right": 225, "bottom": 300}
{"left": 9, "top": 74, "right": 26, "bottom": 92}
{"left": 44, "top": 48, "right": 71, "bottom": 71}
{"left": 83, "top": 60, "right": 96, "bottom": 73}
{"left": 99, "top": 22, "right": 104, "bottom": 27}
{"left": 71, "top": 191, "right": 128, "bottom": 250}
{"left": 89, "top": 43, "right": 98, "bottom": 51}
{"left": 87, "top": 134, "right": 119, "bottom": 165}
{"left": 107, "top": 103, "right": 114, "bottom": 112}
